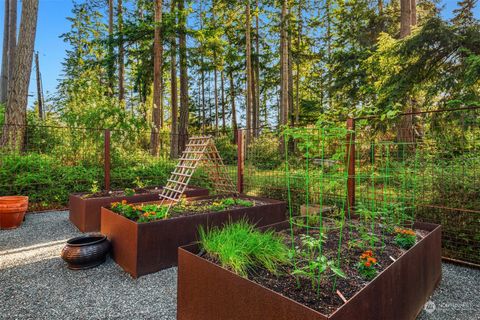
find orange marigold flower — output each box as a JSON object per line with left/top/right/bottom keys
{"left": 364, "top": 261, "right": 371, "bottom": 267}
{"left": 360, "top": 250, "right": 373, "bottom": 257}
{"left": 367, "top": 257, "right": 377, "bottom": 264}
{"left": 121, "top": 200, "right": 127, "bottom": 205}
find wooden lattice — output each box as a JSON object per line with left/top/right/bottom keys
{"left": 159, "top": 136, "right": 237, "bottom": 208}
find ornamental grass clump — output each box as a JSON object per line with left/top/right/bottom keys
{"left": 394, "top": 227, "right": 417, "bottom": 249}
{"left": 199, "top": 220, "right": 289, "bottom": 277}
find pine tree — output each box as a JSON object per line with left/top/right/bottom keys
{"left": 452, "top": 0, "right": 478, "bottom": 27}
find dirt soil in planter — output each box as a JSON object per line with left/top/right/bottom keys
{"left": 204, "top": 220, "right": 427, "bottom": 315}
{"left": 167, "top": 198, "right": 268, "bottom": 219}
{"left": 110, "top": 197, "right": 269, "bottom": 222}
{"left": 82, "top": 186, "right": 198, "bottom": 199}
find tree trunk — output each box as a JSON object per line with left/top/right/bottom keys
{"left": 0, "top": 0, "right": 9, "bottom": 104}
{"left": 279, "top": 0, "right": 289, "bottom": 128}
{"left": 411, "top": 0, "right": 417, "bottom": 26}
{"left": 221, "top": 69, "right": 226, "bottom": 132}
{"left": 326, "top": 0, "right": 332, "bottom": 110}
{"left": 7, "top": 0, "right": 17, "bottom": 89}
{"left": 35, "top": 51, "right": 43, "bottom": 119}
{"left": 254, "top": 0, "right": 260, "bottom": 134}
{"left": 150, "top": 0, "right": 163, "bottom": 156}
{"left": 398, "top": 0, "right": 415, "bottom": 146}
{"left": 378, "top": 0, "right": 383, "bottom": 14}
{"left": 214, "top": 62, "right": 219, "bottom": 134}
{"left": 170, "top": 0, "right": 178, "bottom": 158}
{"left": 245, "top": 1, "right": 253, "bottom": 144}
{"left": 201, "top": 64, "right": 206, "bottom": 133}
{"left": 400, "top": 0, "right": 412, "bottom": 38}
{"left": 288, "top": 15, "right": 294, "bottom": 128}
{"left": 250, "top": 54, "right": 257, "bottom": 136}
{"left": 295, "top": 0, "right": 302, "bottom": 126}
{"left": 229, "top": 71, "right": 238, "bottom": 143}
{"left": 178, "top": 0, "right": 189, "bottom": 153}
{"left": 108, "top": 0, "right": 115, "bottom": 95}
{"left": 118, "top": 0, "right": 125, "bottom": 102}
{"left": 1, "top": 0, "right": 38, "bottom": 150}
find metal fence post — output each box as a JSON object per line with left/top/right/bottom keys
{"left": 104, "top": 129, "right": 111, "bottom": 191}
{"left": 237, "top": 129, "right": 244, "bottom": 194}
{"left": 346, "top": 118, "right": 355, "bottom": 216}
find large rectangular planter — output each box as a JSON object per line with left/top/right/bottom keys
{"left": 69, "top": 186, "right": 209, "bottom": 232}
{"left": 177, "top": 221, "right": 442, "bottom": 320}
{"left": 100, "top": 195, "right": 287, "bottom": 278}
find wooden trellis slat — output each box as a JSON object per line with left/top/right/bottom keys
{"left": 159, "top": 136, "right": 237, "bottom": 210}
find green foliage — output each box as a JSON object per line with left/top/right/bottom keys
{"left": 0, "top": 152, "right": 178, "bottom": 210}
{"left": 213, "top": 135, "right": 237, "bottom": 165}
{"left": 110, "top": 201, "right": 168, "bottom": 222}
{"left": 291, "top": 232, "right": 346, "bottom": 288}
{"left": 0, "top": 103, "right": 4, "bottom": 126}
{"left": 90, "top": 181, "right": 100, "bottom": 194}
{"left": 394, "top": 228, "right": 417, "bottom": 249}
{"left": 247, "top": 134, "right": 282, "bottom": 170}
{"left": 124, "top": 188, "right": 135, "bottom": 197}
{"left": 199, "top": 220, "right": 289, "bottom": 277}
{"left": 356, "top": 250, "right": 378, "bottom": 280}
{"left": 171, "top": 197, "right": 254, "bottom": 214}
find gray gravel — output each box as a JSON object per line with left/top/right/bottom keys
{"left": 417, "top": 263, "right": 480, "bottom": 320}
{"left": 1, "top": 211, "right": 479, "bottom": 319}
{"left": 0, "top": 211, "right": 177, "bottom": 320}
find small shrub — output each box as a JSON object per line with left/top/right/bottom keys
{"left": 247, "top": 134, "right": 282, "bottom": 169}
{"left": 213, "top": 135, "right": 237, "bottom": 165}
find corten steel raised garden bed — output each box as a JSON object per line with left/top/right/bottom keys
{"left": 100, "top": 195, "right": 286, "bottom": 278}
{"left": 177, "top": 221, "right": 441, "bottom": 320}
{"left": 69, "top": 186, "right": 209, "bottom": 232}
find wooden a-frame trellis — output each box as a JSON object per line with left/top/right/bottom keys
{"left": 158, "top": 136, "right": 237, "bottom": 209}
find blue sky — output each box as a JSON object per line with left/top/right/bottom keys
{"left": 0, "top": 0, "right": 477, "bottom": 107}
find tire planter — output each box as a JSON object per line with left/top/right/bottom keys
{"left": 61, "top": 234, "right": 111, "bottom": 270}
{"left": 0, "top": 196, "right": 28, "bottom": 230}
{"left": 177, "top": 221, "right": 442, "bottom": 320}
{"left": 69, "top": 186, "right": 209, "bottom": 232}
{"left": 100, "top": 195, "right": 286, "bottom": 278}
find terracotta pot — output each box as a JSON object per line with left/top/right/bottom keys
{"left": 0, "top": 196, "right": 28, "bottom": 230}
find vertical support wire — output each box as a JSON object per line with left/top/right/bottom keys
{"left": 284, "top": 131, "right": 298, "bottom": 280}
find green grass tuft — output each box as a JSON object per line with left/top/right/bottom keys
{"left": 199, "top": 220, "right": 289, "bottom": 277}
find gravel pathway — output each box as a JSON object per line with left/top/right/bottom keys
{"left": 0, "top": 211, "right": 177, "bottom": 320}
{"left": 1, "top": 211, "right": 479, "bottom": 319}
{"left": 417, "top": 263, "right": 480, "bottom": 320}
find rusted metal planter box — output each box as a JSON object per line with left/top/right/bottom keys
{"left": 100, "top": 195, "right": 286, "bottom": 278}
{"left": 177, "top": 222, "right": 441, "bottom": 320}
{"left": 69, "top": 186, "right": 209, "bottom": 232}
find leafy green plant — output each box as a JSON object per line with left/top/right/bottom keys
{"left": 290, "top": 232, "right": 346, "bottom": 287}
{"left": 110, "top": 200, "right": 168, "bottom": 222}
{"left": 90, "top": 180, "right": 100, "bottom": 194}
{"left": 394, "top": 227, "right": 416, "bottom": 249}
{"left": 171, "top": 197, "right": 254, "bottom": 214}
{"left": 199, "top": 220, "right": 289, "bottom": 277}
{"left": 124, "top": 188, "right": 135, "bottom": 197}
{"left": 356, "top": 250, "right": 378, "bottom": 280}
{"left": 291, "top": 255, "right": 346, "bottom": 287}
{"left": 133, "top": 176, "right": 149, "bottom": 189}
